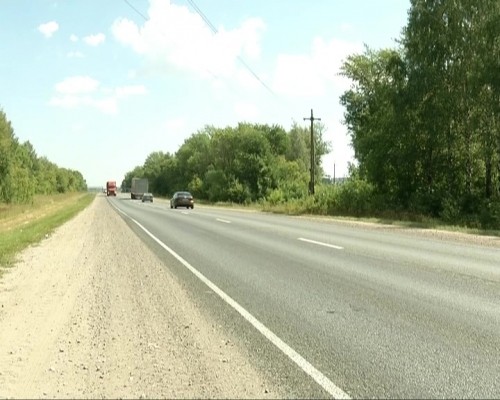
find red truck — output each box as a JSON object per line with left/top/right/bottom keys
{"left": 106, "top": 181, "right": 117, "bottom": 196}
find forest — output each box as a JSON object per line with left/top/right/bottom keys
{"left": 125, "top": 0, "right": 499, "bottom": 228}
{"left": 0, "top": 109, "right": 87, "bottom": 204}
{"left": 122, "top": 122, "right": 330, "bottom": 203}
{"left": 339, "top": 0, "right": 500, "bottom": 228}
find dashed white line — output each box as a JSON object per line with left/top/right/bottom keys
{"left": 216, "top": 218, "right": 231, "bottom": 224}
{"left": 298, "top": 237, "right": 344, "bottom": 250}
{"left": 113, "top": 205, "right": 350, "bottom": 399}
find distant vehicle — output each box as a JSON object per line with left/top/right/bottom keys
{"left": 130, "top": 178, "right": 149, "bottom": 200}
{"left": 170, "top": 191, "right": 194, "bottom": 209}
{"left": 142, "top": 193, "right": 153, "bottom": 203}
{"left": 106, "top": 181, "right": 117, "bottom": 196}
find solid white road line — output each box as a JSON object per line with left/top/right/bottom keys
{"left": 216, "top": 218, "right": 231, "bottom": 224}
{"left": 298, "top": 237, "right": 344, "bottom": 250}
{"left": 115, "top": 205, "right": 350, "bottom": 399}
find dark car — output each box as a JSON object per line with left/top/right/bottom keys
{"left": 170, "top": 191, "right": 194, "bottom": 209}
{"left": 142, "top": 192, "right": 154, "bottom": 202}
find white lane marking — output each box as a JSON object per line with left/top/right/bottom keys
{"left": 216, "top": 218, "right": 231, "bottom": 224}
{"left": 181, "top": 211, "right": 190, "bottom": 215}
{"left": 115, "top": 206, "right": 128, "bottom": 216}
{"left": 114, "top": 206, "right": 350, "bottom": 399}
{"left": 298, "top": 238, "right": 344, "bottom": 250}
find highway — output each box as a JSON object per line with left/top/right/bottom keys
{"left": 109, "top": 194, "right": 500, "bottom": 399}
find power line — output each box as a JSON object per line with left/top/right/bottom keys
{"left": 121, "top": 0, "right": 300, "bottom": 124}
{"left": 185, "top": 0, "right": 218, "bottom": 33}
{"left": 122, "top": 0, "right": 274, "bottom": 95}
{"left": 122, "top": 0, "right": 221, "bottom": 80}
{"left": 122, "top": 0, "right": 148, "bottom": 21}
{"left": 184, "top": 0, "right": 275, "bottom": 96}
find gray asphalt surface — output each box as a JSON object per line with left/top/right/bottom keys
{"left": 111, "top": 195, "right": 500, "bottom": 399}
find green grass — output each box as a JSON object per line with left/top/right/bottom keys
{"left": 0, "top": 193, "right": 95, "bottom": 272}
{"left": 192, "top": 195, "right": 500, "bottom": 235}
{"left": 259, "top": 200, "right": 500, "bottom": 237}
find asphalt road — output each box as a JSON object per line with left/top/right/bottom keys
{"left": 110, "top": 194, "right": 500, "bottom": 399}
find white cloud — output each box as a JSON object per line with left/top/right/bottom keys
{"left": 235, "top": 65, "right": 267, "bottom": 91}
{"left": 50, "top": 77, "right": 147, "bottom": 115}
{"left": 339, "top": 23, "right": 354, "bottom": 33}
{"left": 111, "top": 0, "right": 265, "bottom": 81}
{"left": 49, "top": 95, "right": 118, "bottom": 115}
{"left": 311, "top": 37, "right": 363, "bottom": 89}
{"left": 49, "top": 95, "right": 81, "bottom": 109}
{"left": 233, "top": 102, "right": 259, "bottom": 120}
{"left": 93, "top": 98, "right": 118, "bottom": 114}
{"left": 83, "top": 33, "right": 106, "bottom": 46}
{"left": 239, "top": 18, "right": 265, "bottom": 59}
{"left": 38, "top": 21, "right": 59, "bottom": 38}
{"left": 159, "top": 117, "right": 191, "bottom": 151}
{"left": 67, "top": 51, "right": 84, "bottom": 58}
{"left": 273, "top": 54, "right": 324, "bottom": 97}
{"left": 272, "top": 37, "right": 363, "bottom": 97}
{"left": 70, "top": 34, "right": 79, "bottom": 42}
{"left": 115, "top": 85, "right": 148, "bottom": 98}
{"left": 55, "top": 76, "right": 100, "bottom": 94}
{"left": 164, "top": 117, "right": 186, "bottom": 132}
{"left": 112, "top": 17, "right": 141, "bottom": 49}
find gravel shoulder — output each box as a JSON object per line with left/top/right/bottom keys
{"left": 0, "top": 196, "right": 280, "bottom": 399}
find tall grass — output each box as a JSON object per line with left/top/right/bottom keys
{"left": 260, "top": 180, "right": 500, "bottom": 234}
{"left": 0, "top": 193, "right": 95, "bottom": 270}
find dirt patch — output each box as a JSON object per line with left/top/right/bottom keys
{"left": 0, "top": 196, "right": 281, "bottom": 398}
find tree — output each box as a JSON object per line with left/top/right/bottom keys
{"left": 175, "top": 129, "right": 213, "bottom": 197}
{"left": 340, "top": 0, "right": 500, "bottom": 223}
{"left": 340, "top": 47, "right": 411, "bottom": 205}
{"left": 0, "top": 109, "right": 16, "bottom": 202}
{"left": 35, "top": 157, "right": 58, "bottom": 195}
{"left": 123, "top": 121, "right": 332, "bottom": 204}
{"left": 403, "top": 0, "right": 500, "bottom": 214}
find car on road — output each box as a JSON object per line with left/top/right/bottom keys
{"left": 142, "top": 192, "right": 154, "bottom": 203}
{"left": 170, "top": 191, "right": 194, "bottom": 209}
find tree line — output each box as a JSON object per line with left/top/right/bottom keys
{"left": 122, "top": 122, "right": 330, "bottom": 204}
{"left": 125, "top": 0, "right": 499, "bottom": 229}
{"left": 0, "top": 109, "right": 87, "bottom": 204}
{"left": 340, "top": 0, "right": 499, "bottom": 228}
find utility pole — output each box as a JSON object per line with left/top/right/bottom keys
{"left": 303, "top": 109, "right": 321, "bottom": 195}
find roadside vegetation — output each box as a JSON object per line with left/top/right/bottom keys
{"left": 0, "top": 192, "right": 94, "bottom": 271}
{"left": 0, "top": 109, "right": 87, "bottom": 204}
{"left": 338, "top": 0, "right": 500, "bottom": 231}
{"left": 124, "top": 0, "right": 499, "bottom": 232}
{"left": 0, "top": 108, "right": 90, "bottom": 271}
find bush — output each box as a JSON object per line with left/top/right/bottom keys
{"left": 335, "top": 178, "right": 376, "bottom": 217}
{"left": 440, "top": 197, "right": 461, "bottom": 223}
{"left": 188, "top": 176, "right": 203, "bottom": 198}
{"left": 479, "top": 200, "right": 500, "bottom": 230}
{"left": 227, "top": 179, "right": 252, "bottom": 204}
{"left": 266, "top": 188, "right": 285, "bottom": 205}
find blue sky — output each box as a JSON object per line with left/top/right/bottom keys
{"left": 1, "top": 0, "right": 410, "bottom": 187}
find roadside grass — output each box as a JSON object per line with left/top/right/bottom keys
{"left": 265, "top": 202, "right": 497, "bottom": 234}
{"left": 232, "top": 198, "right": 500, "bottom": 237}
{"left": 141, "top": 193, "right": 499, "bottom": 237}
{"left": 0, "top": 192, "right": 95, "bottom": 273}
